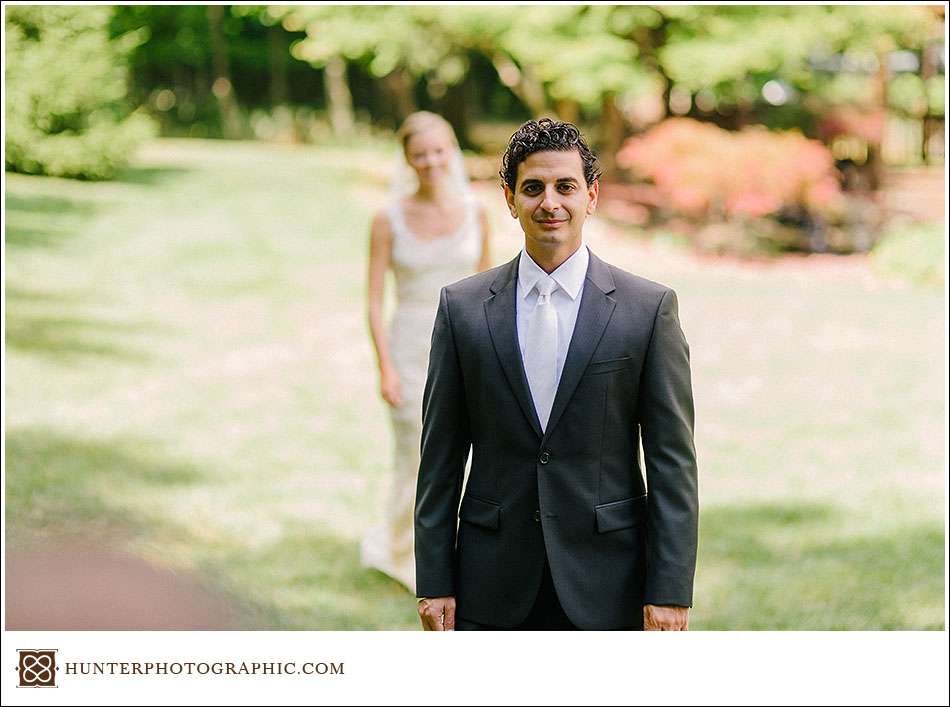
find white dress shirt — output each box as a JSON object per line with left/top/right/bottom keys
{"left": 516, "top": 244, "right": 589, "bottom": 395}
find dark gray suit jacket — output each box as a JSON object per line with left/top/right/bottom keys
{"left": 414, "top": 249, "right": 698, "bottom": 630}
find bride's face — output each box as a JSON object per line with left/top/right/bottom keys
{"left": 404, "top": 126, "right": 455, "bottom": 187}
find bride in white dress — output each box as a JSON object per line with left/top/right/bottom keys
{"left": 363, "top": 112, "right": 491, "bottom": 592}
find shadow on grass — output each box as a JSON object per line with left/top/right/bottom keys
{"left": 205, "top": 522, "right": 420, "bottom": 630}
{"left": 5, "top": 286, "right": 72, "bottom": 305}
{"left": 4, "top": 427, "right": 417, "bottom": 630}
{"left": 112, "top": 165, "right": 193, "bottom": 187}
{"left": 5, "top": 433, "right": 943, "bottom": 631}
{"left": 5, "top": 311, "right": 157, "bottom": 362}
{"left": 5, "top": 426, "right": 204, "bottom": 540}
{"left": 5, "top": 193, "right": 102, "bottom": 249}
{"left": 695, "top": 501, "right": 945, "bottom": 630}
{"left": 4, "top": 427, "right": 288, "bottom": 630}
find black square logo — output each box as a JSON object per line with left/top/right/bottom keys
{"left": 17, "top": 649, "right": 57, "bottom": 688}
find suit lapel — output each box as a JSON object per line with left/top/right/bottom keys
{"left": 484, "top": 255, "right": 544, "bottom": 440}
{"left": 483, "top": 250, "right": 617, "bottom": 443}
{"left": 542, "top": 250, "right": 617, "bottom": 443}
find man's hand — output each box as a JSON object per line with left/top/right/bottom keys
{"left": 643, "top": 604, "right": 689, "bottom": 631}
{"left": 418, "top": 596, "right": 456, "bottom": 631}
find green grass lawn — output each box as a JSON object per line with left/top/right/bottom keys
{"left": 5, "top": 138, "right": 945, "bottom": 629}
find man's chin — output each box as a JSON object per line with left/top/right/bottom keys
{"left": 526, "top": 230, "right": 575, "bottom": 246}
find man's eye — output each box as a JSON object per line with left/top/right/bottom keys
{"left": 559, "top": 184, "right": 575, "bottom": 192}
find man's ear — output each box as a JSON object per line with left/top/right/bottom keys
{"left": 503, "top": 184, "right": 518, "bottom": 219}
{"left": 586, "top": 179, "right": 599, "bottom": 215}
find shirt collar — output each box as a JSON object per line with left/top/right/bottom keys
{"left": 518, "top": 244, "right": 589, "bottom": 301}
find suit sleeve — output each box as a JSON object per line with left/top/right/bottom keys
{"left": 637, "top": 288, "right": 699, "bottom": 608}
{"left": 414, "top": 286, "right": 472, "bottom": 598}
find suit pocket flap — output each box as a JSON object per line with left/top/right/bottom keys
{"left": 595, "top": 494, "right": 647, "bottom": 533}
{"left": 459, "top": 495, "right": 501, "bottom": 530}
{"left": 585, "top": 356, "right": 632, "bottom": 376}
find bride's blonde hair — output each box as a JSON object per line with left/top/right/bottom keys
{"left": 397, "top": 111, "right": 459, "bottom": 153}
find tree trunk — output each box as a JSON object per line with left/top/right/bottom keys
{"left": 866, "top": 48, "right": 889, "bottom": 191}
{"left": 324, "top": 55, "right": 354, "bottom": 136}
{"left": 734, "top": 100, "right": 753, "bottom": 130}
{"left": 554, "top": 99, "right": 580, "bottom": 124}
{"left": 491, "top": 54, "right": 547, "bottom": 117}
{"left": 630, "top": 19, "right": 671, "bottom": 124}
{"left": 518, "top": 68, "right": 547, "bottom": 118}
{"left": 382, "top": 68, "right": 417, "bottom": 125}
{"left": 268, "top": 23, "right": 288, "bottom": 107}
{"left": 920, "top": 39, "right": 937, "bottom": 163}
{"left": 441, "top": 77, "right": 472, "bottom": 149}
{"left": 207, "top": 5, "right": 242, "bottom": 139}
{"left": 599, "top": 93, "right": 626, "bottom": 178}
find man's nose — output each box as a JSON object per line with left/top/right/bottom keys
{"left": 539, "top": 187, "right": 560, "bottom": 212}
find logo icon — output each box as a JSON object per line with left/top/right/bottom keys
{"left": 17, "top": 650, "right": 57, "bottom": 688}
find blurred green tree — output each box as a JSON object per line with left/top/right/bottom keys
{"left": 5, "top": 5, "right": 154, "bottom": 179}
{"left": 443, "top": 5, "right": 659, "bottom": 168}
{"left": 12, "top": 5, "right": 941, "bottom": 171}
{"left": 110, "top": 5, "right": 319, "bottom": 139}
{"left": 281, "top": 5, "right": 661, "bottom": 156}
{"left": 658, "top": 5, "right": 939, "bottom": 113}
{"left": 279, "top": 5, "right": 463, "bottom": 135}
{"left": 280, "top": 5, "right": 942, "bottom": 166}
{"left": 656, "top": 5, "right": 944, "bottom": 170}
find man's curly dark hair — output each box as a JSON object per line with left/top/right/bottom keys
{"left": 499, "top": 118, "right": 602, "bottom": 192}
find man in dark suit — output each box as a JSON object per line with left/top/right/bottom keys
{"left": 414, "top": 118, "right": 698, "bottom": 631}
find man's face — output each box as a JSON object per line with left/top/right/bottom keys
{"left": 504, "top": 149, "right": 598, "bottom": 253}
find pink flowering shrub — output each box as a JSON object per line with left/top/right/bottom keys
{"left": 616, "top": 118, "right": 842, "bottom": 221}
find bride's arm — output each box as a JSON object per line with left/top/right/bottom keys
{"left": 367, "top": 212, "right": 402, "bottom": 407}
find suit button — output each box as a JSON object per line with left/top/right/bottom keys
{"left": 539, "top": 451, "right": 550, "bottom": 464}
{"left": 534, "top": 510, "right": 541, "bottom": 522}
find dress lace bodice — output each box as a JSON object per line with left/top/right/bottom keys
{"left": 387, "top": 197, "right": 483, "bottom": 310}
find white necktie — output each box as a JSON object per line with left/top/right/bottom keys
{"left": 524, "top": 278, "right": 559, "bottom": 432}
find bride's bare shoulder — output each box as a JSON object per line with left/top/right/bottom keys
{"left": 369, "top": 207, "right": 395, "bottom": 240}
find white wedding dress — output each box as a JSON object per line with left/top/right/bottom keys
{"left": 360, "top": 196, "right": 483, "bottom": 593}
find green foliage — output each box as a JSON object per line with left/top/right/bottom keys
{"left": 283, "top": 5, "right": 460, "bottom": 79}
{"left": 657, "top": 5, "right": 943, "bottom": 133}
{"left": 110, "top": 5, "right": 322, "bottom": 138}
{"left": 661, "top": 5, "right": 939, "bottom": 90}
{"left": 870, "top": 221, "right": 945, "bottom": 287}
{"left": 5, "top": 6, "right": 155, "bottom": 179}
{"left": 925, "top": 75, "right": 945, "bottom": 117}
{"left": 7, "top": 6, "right": 944, "bottom": 171}
{"left": 282, "top": 5, "right": 656, "bottom": 114}
{"left": 661, "top": 6, "right": 822, "bottom": 91}
{"left": 277, "top": 4, "right": 943, "bottom": 133}
{"left": 888, "top": 74, "right": 929, "bottom": 118}
{"left": 489, "top": 6, "right": 650, "bottom": 108}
